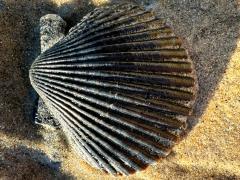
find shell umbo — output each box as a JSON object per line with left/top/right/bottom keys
{"left": 30, "top": 4, "right": 197, "bottom": 175}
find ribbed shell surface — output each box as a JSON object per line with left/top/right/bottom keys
{"left": 30, "top": 4, "right": 197, "bottom": 175}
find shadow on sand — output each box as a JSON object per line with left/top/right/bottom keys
{"left": 0, "top": 145, "right": 74, "bottom": 179}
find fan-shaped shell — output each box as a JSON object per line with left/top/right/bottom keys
{"left": 30, "top": 4, "right": 197, "bottom": 175}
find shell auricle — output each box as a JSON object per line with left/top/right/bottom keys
{"left": 30, "top": 3, "right": 197, "bottom": 175}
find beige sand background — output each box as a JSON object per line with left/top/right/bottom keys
{"left": 0, "top": 0, "right": 240, "bottom": 179}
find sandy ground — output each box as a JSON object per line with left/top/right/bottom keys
{"left": 0, "top": 0, "right": 240, "bottom": 179}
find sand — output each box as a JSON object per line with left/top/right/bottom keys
{"left": 0, "top": 0, "right": 239, "bottom": 179}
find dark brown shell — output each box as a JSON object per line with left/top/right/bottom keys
{"left": 30, "top": 3, "right": 197, "bottom": 175}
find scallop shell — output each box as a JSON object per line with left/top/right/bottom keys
{"left": 30, "top": 4, "right": 197, "bottom": 175}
